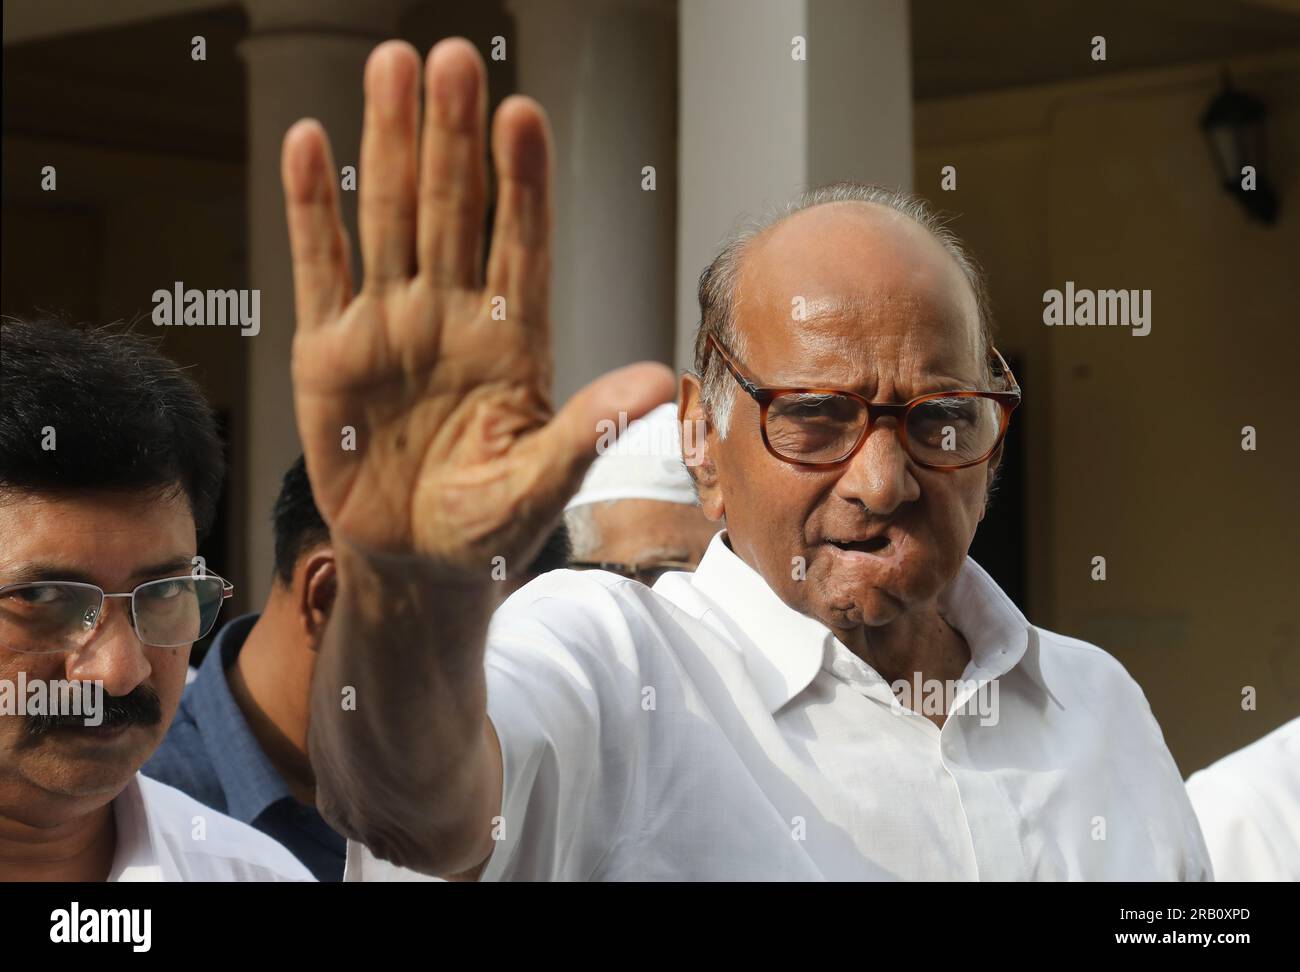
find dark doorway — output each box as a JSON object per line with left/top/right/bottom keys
{"left": 967, "top": 352, "right": 1027, "bottom": 609}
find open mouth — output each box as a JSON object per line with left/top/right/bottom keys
{"left": 826, "top": 535, "right": 891, "bottom": 554}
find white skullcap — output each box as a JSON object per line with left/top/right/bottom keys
{"left": 565, "top": 403, "right": 699, "bottom": 510}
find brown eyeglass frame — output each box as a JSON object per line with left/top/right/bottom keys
{"left": 703, "top": 333, "right": 1022, "bottom": 470}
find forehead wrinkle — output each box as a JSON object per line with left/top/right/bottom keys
{"left": 736, "top": 215, "right": 982, "bottom": 363}
{"left": 744, "top": 294, "right": 981, "bottom": 393}
{"left": 792, "top": 274, "right": 976, "bottom": 343}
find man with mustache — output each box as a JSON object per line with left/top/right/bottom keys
{"left": 287, "top": 39, "right": 1210, "bottom": 880}
{"left": 0, "top": 318, "right": 313, "bottom": 882}
{"left": 26, "top": 686, "right": 162, "bottom": 738}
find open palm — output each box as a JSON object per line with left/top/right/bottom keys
{"left": 281, "top": 39, "right": 674, "bottom": 576}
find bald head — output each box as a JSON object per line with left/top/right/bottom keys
{"left": 694, "top": 183, "right": 994, "bottom": 436}
{"left": 739, "top": 201, "right": 983, "bottom": 367}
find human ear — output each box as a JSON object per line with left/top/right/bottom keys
{"left": 298, "top": 551, "right": 336, "bottom": 648}
{"left": 679, "top": 373, "right": 725, "bottom": 521}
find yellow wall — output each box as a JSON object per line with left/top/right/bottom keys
{"left": 915, "top": 49, "right": 1300, "bottom": 774}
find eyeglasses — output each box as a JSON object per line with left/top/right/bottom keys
{"left": 703, "top": 333, "right": 1021, "bottom": 469}
{"left": 569, "top": 560, "right": 696, "bottom": 586}
{"left": 0, "top": 574, "right": 233, "bottom": 655}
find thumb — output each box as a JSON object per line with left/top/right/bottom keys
{"left": 542, "top": 360, "right": 678, "bottom": 499}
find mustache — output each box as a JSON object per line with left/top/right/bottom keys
{"left": 25, "top": 685, "right": 162, "bottom": 737}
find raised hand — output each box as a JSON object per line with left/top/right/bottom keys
{"left": 281, "top": 39, "right": 674, "bottom": 577}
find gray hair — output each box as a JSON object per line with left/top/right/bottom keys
{"left": 691, "top": 182, "right": 997, "bottom": 437}
{"left": 564, "top": 503, "right": 605, "bottom": 560}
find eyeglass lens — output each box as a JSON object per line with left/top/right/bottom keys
{"left": 0, "top": 577, "right": 227, "bottom": 654}
{"left": 765, "top": 393, "right": 1003, "bottom": 466}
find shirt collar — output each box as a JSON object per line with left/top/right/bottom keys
{"left": 937, "top": 556, "right": 1035, "bottom": 682}
{"left": 108, "top": 775, "right": 162, "bottom": 881}
{"left": 938, "top": 556, "right": 1058, "bottom": 705}
{"left": 185, "top": 613, "right": 293, "bottom": 824}
{"left": 689, "top": 532, "right": 1054, "bottom": 713}
{"left": 690, "top": 532, "right": 834, "bottom": 714}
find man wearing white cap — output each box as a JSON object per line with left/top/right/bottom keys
{"left": 564, "top": 403, "right": 718, "bottom": 584}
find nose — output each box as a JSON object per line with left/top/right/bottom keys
{"left": 833, "top": 420, "right": 921, "bottom": 515}
{"left": 63, "top": 596, "right": 152, "bottom": 697}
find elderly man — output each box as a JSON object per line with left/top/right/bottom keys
{"left": 283, "top": 39, "right": 1209, "bottom": 880}
{"left": 565, "top": 403, "right": 718, "bottom": 582}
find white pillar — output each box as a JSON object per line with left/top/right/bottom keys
{"left": 508, "top": 0, "right": 678, "bottom": 404}
{"left": 239, "top": 0, "right": 405, "bottom": 599}
{"left": 676, "top": 0, "right": 912, "bottom": 369}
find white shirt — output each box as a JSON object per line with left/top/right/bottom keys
{"left": 1186, "top": 716, "right": 1300, "bottom": 881}
{"left": 348, "top": 532, "right": 1210, "bottom": 882}
{"left": 109, "top": 774, "right": 314, "bottom": 881}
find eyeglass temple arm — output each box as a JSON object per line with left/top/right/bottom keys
{"left": 704, "top": 334, "right": 763, "bottom": 398}
{"left": 992, "top": 348, "right": 1019, "bottom": 392}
